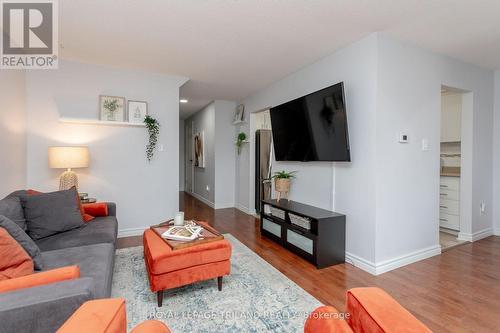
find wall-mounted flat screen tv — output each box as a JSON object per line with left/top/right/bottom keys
{"left": 269, "top": 82, "right": 350, "bottom": 162}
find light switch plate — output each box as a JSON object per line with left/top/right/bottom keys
{"left": 422, "top": 138, "right": 429, "bottom": 151}
{"left": 399, "top": 133, "right": 409, "bottom": 143}
{"left": 480, "top": 202, "right": 486, "bottom": 215}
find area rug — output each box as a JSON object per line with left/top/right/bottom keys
{"left": 111, "top": 234, "right": 322, "bottom": 332}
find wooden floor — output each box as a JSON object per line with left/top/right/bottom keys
{"left": 118, "top": 192, "right": 500, "bottom": 333}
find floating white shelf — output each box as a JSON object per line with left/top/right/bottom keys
{"left": 232, "top": 120, "right": 247, "bottom": 126}
{"left": 235, "top": 140, "right": 250, "bottom": 144}
{"left": 59, "top": 117, "right": 146, "bottom": 127}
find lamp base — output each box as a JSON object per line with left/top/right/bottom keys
{"left": 59, "top": 170, "right": 78, "bottom": 190}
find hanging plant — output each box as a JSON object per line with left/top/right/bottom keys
{"left": 236, "top": 132, "right": 247, "bottom": 154}
{"left": 144, "top": 115, "right": 160, "bottom": 162}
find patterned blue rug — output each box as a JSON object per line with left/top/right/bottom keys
{"left": 111, "top": 234, "right": 322, "bottom": 332}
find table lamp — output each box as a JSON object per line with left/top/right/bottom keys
{"left": 48, "top": 146, "right": 89, "bottom": 190}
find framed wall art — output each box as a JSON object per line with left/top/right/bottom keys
{"left": 128, "top": 100, "right": 148, "bottom": 123}
{"left": 99, "top": 95, "right": 125, "bottom": 122}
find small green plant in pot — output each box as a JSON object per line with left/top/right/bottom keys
{"left": 144, "top": 115, "right": 160, "bottom": 162}
{"left": 236, "top": 132, "right": 247, "bottom": 154}
{"left": 271, "top": 170, "right": 297, "bottom": 202}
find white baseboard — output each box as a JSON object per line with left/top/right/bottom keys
{"left": 345, "top": 252, "right": 377, "bottom": 275}
{"left": 494, "top": 228, "right": 500, "bottom": 236}
{"left": 457, "top": 228, "right": 493, "bottom": 242}
{"left": 236, "top": 204, "right": 250, "bottom": 214}
{"left": 347, "top": 245, "right": 442, "bottom": 276}
{"left": 215, "top": 202, "right": 235, "bottom": 209}
{"left": 374, "top": 245, "right": 441, "bottom": 275}
{"left": 118, "top": 226, "right": 148, "bottom": 238}
{"left": 186, "top": 191, "right": 215, "bottom": 208}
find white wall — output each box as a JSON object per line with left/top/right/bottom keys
{"left": 0, "top": 71, "right": 26, "bottom": 198}
{"left": 186, "top": 103, "right": 216, "bottom": 206}
{"left": 375, "top": 35, "right": 494, "bottom": 265}
{"left": 236, "top": 33, "right": 496, "bottom": 275}
{"left": 239, "top": 35, "right": 379, "bottom": 263}
{"left": 214, "top": 100, "right": 237, "bottom": 209}
{"left": 179, "top": 119, "right": 185, "bottom": 191}
{"left": 185, "top": 100, "right": 237, "bottom": 208}
{"left": 25, "top": 61, "right": 187, "bottom": 236}
{"left": 494, "top": 71, "right": 500, "bottom": 235}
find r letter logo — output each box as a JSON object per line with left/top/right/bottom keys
{"left": 1, "top": 0, "right": 58, "bottom": 69}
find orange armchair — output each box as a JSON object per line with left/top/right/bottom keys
{"left": 305, "top": 287, "right": 432, "bottom": 333}
{"left": 57, "top": 298, "right": 170, "bottom": 333}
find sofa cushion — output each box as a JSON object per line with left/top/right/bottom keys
{"left": 0, "top": 278, "right": 94, "bottom": 333}
{"left": 131, "top": 320, "right": 171, "bottom": 333}
{"left": 56, "top": 298, "right": 127, "bottom": 333}
{"left": 346, "top": 287, "right": 432, "bottom": 333}
{"left": 42, "top": 243, "right": 115, "bottom": 298}
{"left": 0, "top": 196, "right": 26, "bottom": 230}
{"left": 0, "top": 228, "right": 34, "bottom": 280}
{"left": 304, "top": 306, "right": 353, "bottom": 333}
{"left": 0, "top": 266, "right": 80, "bottom": 293}
{"left": 24, "top": 188, "right": 85, "bottom": 240}
{"left": 5, "top": 190, "right": 28, "bottom": 200}
{"left": 35, "top": 216, "right": 118, "bottom": 252}
{"left": 0, "top": 215, "right": 44, "bottom": 270}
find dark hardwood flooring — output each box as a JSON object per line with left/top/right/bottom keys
{"left": 117, "top": 192, "right": 500, "bottom": 333}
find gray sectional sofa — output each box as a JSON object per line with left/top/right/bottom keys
{"left": 0, "top": 191, "right": 118, "bottom": 333}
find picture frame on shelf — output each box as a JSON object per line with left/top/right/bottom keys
{"left": 233, "top": 104, "right": 245, "bottom": 123}
{"left": 128, "top": 100, "right": 148, "bottom": 123}
{"left": 99, "top": 95, "right": 125, "bottom": 122}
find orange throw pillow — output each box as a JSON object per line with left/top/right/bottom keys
{"left": 0, "top": 228, "right": 34, "bottom": 281}
{"left": 0, "top": 266, "right": 80, "bottom": 293}
{"left": 27, "top": 189, "right": 42, "bottom": 195}
{"left": 82, "top": 203, "right": 108, "bottom": 218}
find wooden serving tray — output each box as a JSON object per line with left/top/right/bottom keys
{"left": 150, "top": 220, "right": 224, "bottom": 250}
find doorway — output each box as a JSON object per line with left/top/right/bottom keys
{"left": 439, "top": 86, "right": 469, "bottom": 251}
{"left": 185, "top": 120, "right": 193, "bottom": 193}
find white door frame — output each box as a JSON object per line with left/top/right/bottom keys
{"left": 185, "top": 120, "right": 194, "bottom": 193}
{"left": 439, "top": 85, "right": 473, "bottom": 243}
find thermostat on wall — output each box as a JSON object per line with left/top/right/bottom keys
{"left": 399, "top": 133, "right": 409, "bottom": 143}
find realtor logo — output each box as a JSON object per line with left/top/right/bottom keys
{"left": 1, "top": 0, "right": 58, "bottom": 69}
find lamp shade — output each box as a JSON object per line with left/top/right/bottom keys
{"left": 49, "top": 146, "right": 89, "bottom": 169}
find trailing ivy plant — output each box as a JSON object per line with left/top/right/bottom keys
{"left": 144, "top": 115, "right": 160, "bottom": 162}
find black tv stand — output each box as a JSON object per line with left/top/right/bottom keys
{"left": 260, "top": 199, "right": 345, "bottom": 268}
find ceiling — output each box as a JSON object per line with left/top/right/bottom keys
{"left": 59, "top": 0, "right": 500, "bottom": 118}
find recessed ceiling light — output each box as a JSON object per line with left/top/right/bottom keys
{"left": 180, "top": 99, "right": 188, "bottom": 103}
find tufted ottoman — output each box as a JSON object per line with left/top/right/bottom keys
{"left": 143, "top": 229, "right": 232, "bottom": 307}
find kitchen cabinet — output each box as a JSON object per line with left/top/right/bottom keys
{"left": 439, "top": 176, "right": 460, "bottom": 230}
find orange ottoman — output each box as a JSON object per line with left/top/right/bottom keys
{"left": 143, "top": 229, "right": 232, "bottom": 307}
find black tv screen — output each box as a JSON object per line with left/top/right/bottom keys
{"left": 269, "top": 82, "right": 350, "bottom": 162}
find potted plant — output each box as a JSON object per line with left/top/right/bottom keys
{"left": 271, "top": 170, "right": 297, "bottom": 201}
{"left": 236, "top": 132, "right": 247, "bottom": 154}
{"left": 144, "top": 115, "right": 160, "bottom": 161}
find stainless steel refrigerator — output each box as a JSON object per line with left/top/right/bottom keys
{"left": 255, "top": 129, "right": 273, "bottom": 214}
